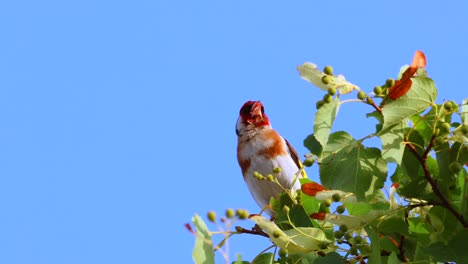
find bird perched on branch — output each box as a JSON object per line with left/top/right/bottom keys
{"left": 236, "top": 100, "right": 306, "bottom": 215}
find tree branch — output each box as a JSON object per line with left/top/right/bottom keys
{"left": 235, "top": 225, "right": 269, "bottom": 238}
{"left": 405, "top": 139, "right": 468, "bottom": 227}
{"left": 397, "top": 235, "right": 408, "bottom": 262}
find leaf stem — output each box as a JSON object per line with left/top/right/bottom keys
{"left": 405, "top": 138, "right": 468, "bottom": 227}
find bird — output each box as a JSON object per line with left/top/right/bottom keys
{"left": 236, "top": 100, "right": 306, "bottom": 215}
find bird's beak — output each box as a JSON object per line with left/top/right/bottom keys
{"left": 250, "top": 101, "right": 263, "bottom": 121}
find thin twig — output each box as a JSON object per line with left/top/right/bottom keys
{"left": 398, "top": 235, "right": 408, "bottom": 262}
{"left": 235, "top": 225, "right": 269, "bottom": 238}
{"left": 405, "top": 140, "right": 468, "bottom": 227}
{"left": 369, "top": 99, "right": 382, "bottom": 113}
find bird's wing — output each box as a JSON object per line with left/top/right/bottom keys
{"left": 284, "top": 138, "right": 307, "bottom": 178}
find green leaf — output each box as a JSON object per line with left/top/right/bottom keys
{"left": 304, "top": 134, "right": 323, "bottom": 156}
{"left": 365, "top": 226, "right": 382, "bottom": 264}
{"left": 319, "top": 131, "right": 387, "bottom": 200}
{"left": 408, "top": 217, "right": 430, "bottom": 235}
{"left": 313, "top": 252, "right": 345, "bottom": 264}
{"left": 297, "top": 62, "right": 358, "bottom": 94}
{"left": 287, "top": 252, "right": 319, "bottom": 264}
{"left": 390, "top": 131, "right": 439, "bottom": 201}
{"left": 435, "top": 141, "right": 465, "bottom": 198}
{"left": 251, "top": 253, "right": 274, "bottom": 264}
{"left": 376, "top": 215, "right": 409, "bottom": 236}
{"left": 410, "top": 105, "right": 437, "bottom": 145}
{"left": 461, "top": 98, "right": 468, "bottom": 124}
{"left": 299, "top": 189, "right": 321, "bottom": 215}
{"left": 382, "top": 76, "right": 437, "bottom": 130}
{"left": 407, "top": 217, "right": 431, "bottom": 256}
{"left": 427, "top": 206, "right": 462, "bottom": 243}
{"left": 271, "top": 192, "right": 318, "bottom": 229}
{"left": 249, "top": 215, "right": 330, "bottom": 254}
{"left": 460, "top": 169, "right": 468, "bottom": 221}
{"left": 192, "top": 214, "right": 215, "bottom": 264}
{"left": 385, "top": 252, "right": 401, "bottom": 264}
{"left": 232, "top": 254, "right": 250, "bottom": 264}
{"left": 378, "top": 119, "right": 408, "bottom": 164}
{"left": 345, "top": 200, "right": 389, "bottom": 216}
{"left": 391, "top": 156, "right": 439, "bottom": 201}
{"left": 423, "top": 228, "right": 468, "bottom": 263}
{"left": 297, "top": 62, "right": 332, "bottom": 91}
{"left": 313, "top": 97, "right": 340, "bottom": 148}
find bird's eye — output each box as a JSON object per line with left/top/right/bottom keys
{"left": 242, "top": 104, "right": 253, "bottom": 116}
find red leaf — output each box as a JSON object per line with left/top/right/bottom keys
{"left": 388, "top": 50, "right": 426, "bottom": 100}
{"left": 310, "top": 212, "right": 327, "bottom": 221}
{"left": 301, "top": 182, "right": 326, "bottom": 196}
{"left": 410, "top": 50, "right": 427, "bottom": 68}
{"left": 184, "top": 223, "right": 195, "bottom": 235}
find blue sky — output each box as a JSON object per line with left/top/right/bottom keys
{"left": 1, "top": 1, "right": 467, "bottom": 263}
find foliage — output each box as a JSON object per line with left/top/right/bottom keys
{"left": 188, "top": 51, "right": 468, "bottom": 263}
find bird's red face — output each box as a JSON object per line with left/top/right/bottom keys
{"left": 238, "top": 101, "right": 271, "bottom": 128}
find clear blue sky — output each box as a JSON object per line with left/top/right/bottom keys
{"left": 1, "top": 1, "right": 467, "bottom": 263}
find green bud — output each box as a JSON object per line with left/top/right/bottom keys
{"left": 373, "top": 86, "right": 383, "bottom": 95}
{"left": 322, "top": 199, "right": 332, "bottom": 207}
{"left": 344, "top": 232, "right": 353, "bottom": 240}
{"left": 331, "top": 193, "right": 341, "bottom": 202}
{"left": 359, "top": 244, "right": 372, "bottom": 254}
{"left": 435, "top": 137, "right": 446, "bottom": 145}
{"left": 327, "top": 87, "right": 337, "bottom": 96}
{"left": 236, "top": 209, "right": 249, "bottom": 219}
{"left": 253, "top": 171, "right": 264, "bottom": 180}
{"left": 333, "top": 230, "right": 344, "bottom": 239}
{"left": 318, "top": 241, "right": 329, "bottom": 250}
{"left": 273, "top": 167, "right": 282, "bottom": 174}
{"left": 282, "top": 205, "right": 290, "bottom": 215}
{"left": 278, "top": 248, "right": 288, "bottom": 258}
{"left": 349, "top": 246, "right": 358, "bottom": 255}
{"left": 440, "top": 122, "right": 451, "bottom": 133}
{"left": 434, "top": 128, "right": 440, "bottom": 136}
{"left": 225, "top": 208, "right": 235, "bottom": 219}
{"left": 316, "top": 100, "right": 325, "bottom": 109}
{"left": 323, "top": 94, "right": 333, "bottom": 104}
{"left": 272, "top": 230, "right": 282, "bottom": 238}
{"left": 353, "top": 235, "right": 363, "bottom": 244}
{"left": 449, "top": 100, "right": 458, "bottom": 111}
{"left": 303, "top": 157, "right": 314, "bottom": 167}
{"left": 339, "top": 224, "right": 348, "bottom": 232}
{"left": 235, "top": 226, "right": 243, "bottom": 232}
{"left": 385, "top": 78, "right": 395, "bottom": 87}
{"left": 357, "top": 91, "right": 366, "bottom": 100}
{"left": 449, "top": 161, "right": 462, "bottom": 174}
{"left": 266, "top": 174, "right": 274, "bottom": 181}
{"left": 207, "top": 211, "right": 217, "bottom": 223}
{"left": 366, "top": 96, "right": 373, "bottom": 105}
{"left": 318, "top": 203, "right": 329, "bottom": 212}
{"left": 321, "top": 75, "right": 331, "bottom": 84}
{"left": 461, "top": 124, "right": 468, "bottom": 134}
{"left": 323, "top": 65, "right": 333, "bottom": 75}
{"left": 336, "top": 205, "right": 346, "bottom": 214}
{"left": 444, "top": 101, "right": 453, "bottom": 111}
